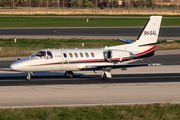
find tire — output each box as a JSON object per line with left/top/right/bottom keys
{"left": 68, "top": 74, "right": 74, "bottom": 78}
{"left": 26, "top": 74, "right": 31, "bottom": 81}
{"left": 103, "top": 73, "right": 109, "bottom": 80}
{"left": 65, "top": 71, "right": 74, "bottom": 78}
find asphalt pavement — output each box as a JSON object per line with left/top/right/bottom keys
{"left": 0, "top": 27, "right": 180, "bottom": 40}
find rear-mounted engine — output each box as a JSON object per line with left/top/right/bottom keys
{"left": 105, "top": 50, "right": 135, "bottom": 62}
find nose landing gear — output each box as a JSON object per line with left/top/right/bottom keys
{"left": 26, "top": 72, "right": 33, "bottom": 81}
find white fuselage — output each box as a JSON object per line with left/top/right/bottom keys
{"left": 10, "top": 48, "right": 137, "bottom": 72}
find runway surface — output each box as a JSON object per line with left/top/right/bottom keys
{"left": 1, "top": 68, "right": 180, "bottom": 108}
{"left": 0, "top": 50, "right": 180, "bottom": 107}
{"left": 0, "top": 27, "right": 180, "bottom": 39}
{"left": 1, "top": 64, "right": 180, "bottom": 108}
{"left": 1, "top": 70, "right": 180, "bottom": 85}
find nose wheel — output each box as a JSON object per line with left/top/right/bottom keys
{"left": 26, "top": 72, "right": 33, "bottom": 81}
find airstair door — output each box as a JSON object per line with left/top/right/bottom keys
{"left": 61, "top": 52, "right": 69, "bottom": 69}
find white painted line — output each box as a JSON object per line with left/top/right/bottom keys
{"left": 1, "top": 101, "right": 180, "bottom": 109}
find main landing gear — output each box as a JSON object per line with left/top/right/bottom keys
{"left": 65, "top": 71, "right": 74, "bottom": 78}
{"left": 26, "top": 72, "right": 33, "bottom": 81}
{"left": 101, "top": 69, "right": 112, "bottom": 80}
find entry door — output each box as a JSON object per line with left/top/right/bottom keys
{"left": 61, "top": 52, "right": 69, "bottom": 69}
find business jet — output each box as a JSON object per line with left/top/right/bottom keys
{"left": 10, "top": 16, "right": 162, "bottom": 80}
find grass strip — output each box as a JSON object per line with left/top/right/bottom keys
{"left": 0, "top": 39, "right": 179, "bottom": 57}
{"left": 0, "top": 17, "right": 180, "bottom": 28}
{"left": 0, "top": 103, "right": 180, "bottom": 120}
{"left": 0, "top": 39, "right": 124, "bottom": 57}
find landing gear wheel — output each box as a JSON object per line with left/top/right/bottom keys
{"left": 65, "top": 71, "right": 74, "bottom": 78}
{"left": 103, "top": 73, "right": 109, "bottom": 80}
{"left": 68, "top": 73, "right": 74, "bottom": 78}
{"left": 26, "top": 73, "right": 31, "bottom": 81}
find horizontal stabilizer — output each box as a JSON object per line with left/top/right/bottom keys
{"left": 139, "top": 41, "right": 167, "bottom": 47}
{"left": 80, "top": 63, "right": 161, "bottom": 71}
{"left": 117, "top": 39, "right": 134, "bottom": 44}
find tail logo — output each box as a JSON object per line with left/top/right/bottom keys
{"left": 144, "top": 31, "right": 157, "bottom": 36}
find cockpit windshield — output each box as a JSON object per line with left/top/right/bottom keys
{"left": 29, "top": 50, "right": 53, "bottom": 59}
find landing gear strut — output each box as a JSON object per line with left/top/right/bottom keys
{"left": 101, "top": 69, "right": 112, "bottom": 80}
{"left": 65, "top": 71, "right": 74, "bottom": 78}
{"left": 26, "top": 72, "right": 33, "bottom": 81}
{"left": 102, "top": 73, "right": 109, "bottom": 80}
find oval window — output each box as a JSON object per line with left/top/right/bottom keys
{"left": 63, "top": 53, "right": 67, "bottom": 58}
{"left": 74, "top": 53, "right": 78, "bottom": 58}
{"left": 80, "top": 53, "right": 83, "bottom": 57}
{"left": 69, "top": 53, "right": 73, "bottom": 58}
{"left": 85, "top": 52, "right": 89, "bottom": 57}
{"left": 91, "top": 52, "right": 95, "bottom": 57}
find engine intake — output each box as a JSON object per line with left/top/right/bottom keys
{"left": 104, "top": 49, "right": 137, "bottom": 62}
{"left": 105, "top": 50, "right": 113, "bottom": 61}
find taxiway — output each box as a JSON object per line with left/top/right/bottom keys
{"left": 0, "top": 27, "right": 180, "bottom": 40}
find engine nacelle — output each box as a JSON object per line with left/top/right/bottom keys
{"left": 105, "top": 50, "right": 136, "bottom": 62}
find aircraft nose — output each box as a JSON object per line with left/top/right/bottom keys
{"left": 10, "top": 62, "right": 22, "bottom": 71}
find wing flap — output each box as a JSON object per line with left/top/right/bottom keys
{"left": 79, "top": 63, "right": 161, "bottom": 71}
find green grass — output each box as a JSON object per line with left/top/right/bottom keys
{"left": 0, "top": 17, "right": 180, "bottom": 28}
{"left": 0, "top": 39, "right": 124, "bottom": 57}
{"left": 0, "top": 39, "right": 179, "bottom": 57}
{"left": 0, "top": 103, "right": 180, "bottom": 120}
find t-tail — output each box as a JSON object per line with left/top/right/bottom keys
{"left": 108, "top": 16, "right": 162, "bottom": 58}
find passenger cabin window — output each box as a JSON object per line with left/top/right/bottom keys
{"left": 69, "top": 53, "right": 73, "bottom": 58}
{"left": 91, "top": 52, "right": 95, "bottom": 57}
{"left": 47, "top": 51, "right": 53, "bottom": 59}
{"left": 80, "top": 53, "right": 83, "bottom": 57}
{"left": 85, "top": 52, "right": 89, "bottom": 57}
{"left": 74, "top": 53, "right": 78, "bottom": 58}
{"left": 63, "top": 53, "right": 67, "bottom": 58}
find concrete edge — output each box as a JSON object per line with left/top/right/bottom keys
{"left": 1, "top": 101, "right": 180, "bottom": 109}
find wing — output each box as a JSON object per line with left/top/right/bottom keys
{"left": 79, "top": 63, "right": 161, "bottom": 71}
{"left": 117, "top": 39, "right": 135, "bottom": 44}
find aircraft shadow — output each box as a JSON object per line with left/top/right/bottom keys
{"left": 0, "top": 73, "right": 180, "bottom": 86}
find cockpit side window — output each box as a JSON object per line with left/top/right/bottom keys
{"left": 47, "top": 51, "right": 53, "bottom": 59}
{"left": 34, "top": 51, "right": 46, "bottom": 57}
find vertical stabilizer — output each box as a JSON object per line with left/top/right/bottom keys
{"left": 107, "top": 16, "right": 162, "bottom": 56}
{"left": 135, "top": 16, "right": 162, "bottom": 45}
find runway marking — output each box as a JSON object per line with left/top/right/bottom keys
{"left": 1, "top": 101, "right": 180, "bottom": 109}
